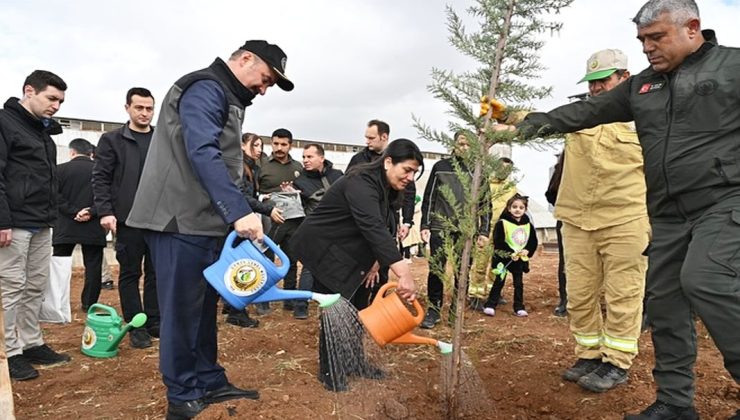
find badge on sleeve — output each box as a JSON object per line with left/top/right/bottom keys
{"left": 639, "top": 82, "right": 664, "bottom": 94}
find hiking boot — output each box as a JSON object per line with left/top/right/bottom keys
{"left": 226, "top": 311, "right": 259, "bottom": 328}
{"left": 166, "top": 399, "right": 206, "bottom": 420}
{"left": 293, "top": 303, "right": 309, "bottom": 320}
{"left": 255, "top": 302, "right": 272, "bottom": 315}
{"left": 562, "top": 358, "right": 601, "bottom": 382}
{"left": 8, "top": 355, "right": 39, "bottom": 381}
{"left": 130, "top": 328, "right": 153, "bottom": 349}
{"left": 577, "top": 362, "right": 628, "bottom": 392}
{"left": 553, "top": 298, "right": 567, "bottom": 317}
{"left": 101, "top": 280, "right": 114, "bottom": 290}
{"left": 623, "top": 400, "right": 699, "bottom": 420}
{"left": 23, "top": 344, "right": 71, "bottom": 365}
{"left": 421, "top": 308, "right": 440, "bottom": 329}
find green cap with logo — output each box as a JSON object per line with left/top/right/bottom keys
{"left": 579, "top": 49, "right": 628, "bottom": 83}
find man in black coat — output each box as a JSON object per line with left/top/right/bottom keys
{"left": 53, "top": 138, "right": 107, "bottom": 311}
{"left": 287, "top": 143, "right": 343, "bottom": 319}
{"left": 92, "top": 87, "right": 159, "bottom": 349}
{"left": 0, "top": 70, "right": 71, "bottom": 381}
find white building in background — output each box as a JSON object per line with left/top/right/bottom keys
{"left": 50, "top": 116, "right": 554, "bottom": 241}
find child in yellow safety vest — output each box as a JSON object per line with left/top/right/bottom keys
{"left": 483, "top": 194, "right": 538, "bottom": 317}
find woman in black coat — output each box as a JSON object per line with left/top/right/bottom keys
{"left": 292, "top": 139, "right": 423, "bottom": 391}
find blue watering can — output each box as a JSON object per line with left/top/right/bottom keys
{"left": 204, "top": 231, "right": 340, "bottom": 311}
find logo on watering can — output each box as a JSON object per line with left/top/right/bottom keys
{"left": 225, "top": 259, "right": 267, "bottom": 296}
{"left": 81, "top": 326, "right": 97, "bottom": 350}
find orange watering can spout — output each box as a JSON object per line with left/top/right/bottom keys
{"left": 359, "top": 282, "right": 451, "bottom": 354}
{"left": 391, "top": 332, "right": 439, "bottom": 346}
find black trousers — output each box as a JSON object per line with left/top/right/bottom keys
{"left": 556, "top": 220, "right": 567, "bottom": 302}
{"left": 53, "top": 243, "right": 104, "bottom": 309}
{"left": 426, "top": 230, "right": 470, "bottom": 310}
{"left": 115, "top": 224, "right": 159, "bottom": 326}
{"left": 486, "top": 271, "right": 525, "bottom": 312}
{"left": 269, "top": 219, "right": 299, "bottom": 291}
{"left": 356, "top": 268, "right": 388, "bottom": 311}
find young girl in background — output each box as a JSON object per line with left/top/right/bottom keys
{"left": 484, "top": 194, "right": 538, "bottom": 317}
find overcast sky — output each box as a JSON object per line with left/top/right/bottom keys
{"left": 2, "top": 0, "right": 739, "bottom": 206}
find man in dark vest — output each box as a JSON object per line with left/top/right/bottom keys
{"left": 126, "top": 40, "right": 293, "bottom": 420}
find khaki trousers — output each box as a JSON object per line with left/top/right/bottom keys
{"left": 562, "top": 217, "right": 649, "bottom": 369}
{"left": 0, "top": 228, "right": 51, "bottom": 357}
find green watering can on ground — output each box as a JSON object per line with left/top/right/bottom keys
{"left": 81, "top": 304, "right": 147, "bottom": 358}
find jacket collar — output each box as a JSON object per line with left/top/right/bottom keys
{"left": 121, "top": 122, "right": 153, "bottom": 141}
{"left": 303, "top": 160, "right": 334, "bottom": 178}
{"left": 3, "top": 97, "right": 63, "bottom": 135}
{"left": 209, "top": 58, "right": 256, "bottom": 108}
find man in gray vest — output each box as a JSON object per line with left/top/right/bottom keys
{"left": 126, "top": 40, "right": 293, "bottom": 420}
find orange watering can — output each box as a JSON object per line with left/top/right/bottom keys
{"left": 358, "top": 282, "right": 452, "bottom": 354}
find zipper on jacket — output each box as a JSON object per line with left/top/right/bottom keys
{"left": 662, "top": 72, "right": 674, "bottom": 200}
{"left": 662, "top": 71, "right": 689, "bottom": 219}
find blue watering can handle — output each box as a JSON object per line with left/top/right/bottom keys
{"left": 223, "top": 231, "right": 290, "bottom": 278}
{"left": 88, "top": 303, "right": 116, "bottom": 317}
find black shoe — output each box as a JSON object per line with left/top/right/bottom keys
{"left": 203, "top": 383, "right": 259, "bottom": 404}
{"left": 553, "top": 299, "right": 568, "bottom": 317}
{"left": 226, "top": 311, "right": 259, "bottom": 328}
{"left": 147, "top": 324, "right": 160, "bottom": 338}
{"left": 255, "top": 302, "right": 272, "bottom": 315}
{"left": 101, "top": 281, "right": 114, "bottom": 290}
{"left": 8, "top": 355, "right": 39, "bottom": 381}
{"left": 293, "top": 303, "right": 308, "bottom": 320}
{"left": 166, "top": 399, "right": 206, "bottom": 420}
{"left": 577, "top": 362, "right": 628, "bottom": 392}
{"left": 623, "top": 400, "right": 699, "bottom": 420}
{"left": 283, "top": 300, "right": 295, "bottom": 311}
{"left": 23, "top": 344, "right": 71, "bottom": 365}
{"left": 420, "top": 308, "right": 441, "bottom": 329}
{"left": 562, "top": 358, "right": 601, "bottom": 382}
{"left": 130, "top": 328, "right": 153, "bottom": 349}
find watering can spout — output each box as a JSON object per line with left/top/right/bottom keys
{"left": 104, "top": 312, "right": 147, "bottom": 352}
{"left": 391, "top": 332, "right": 439, "bottom": 346}
{"left": 311, "top": 292, "right": 341, "bottom": 308}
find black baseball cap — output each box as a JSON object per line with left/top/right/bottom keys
{"left": 240, "top": 40, "right": 294, "bottom": 91}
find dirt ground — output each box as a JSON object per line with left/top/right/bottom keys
{"left": 11, "top": 252, "right": 739, "bottom": 419}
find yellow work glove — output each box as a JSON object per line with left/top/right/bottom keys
{"left": 479, "top": 96, "right": 507, "bottom": 121}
